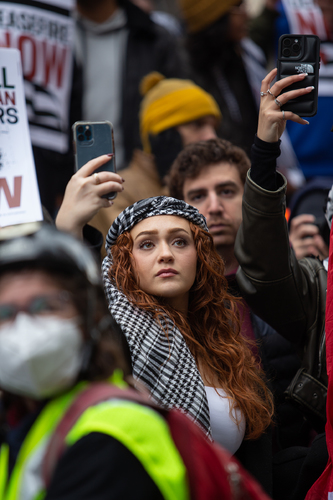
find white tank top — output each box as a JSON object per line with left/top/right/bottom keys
{"left": 205, "top": 386, "right": 246, "bottom": 454}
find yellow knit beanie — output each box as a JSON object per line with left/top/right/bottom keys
{"left": 140, "top": 72, "right": 221, "bottom": 153}
{"left": 179, "top": 0, "right": 240, "bottom": 33}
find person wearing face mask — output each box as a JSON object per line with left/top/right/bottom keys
{"left": 0, "top": 223, "right": 192, "bottom": 500}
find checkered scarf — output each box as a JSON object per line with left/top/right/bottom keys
{"left": 105, "top": 196, "right": 208, "bottom": 249}
{"left": 102, "top": 257, "right": 211, "bottom": 436}
{"left": 102, "top": 197, "right": 211, "bottom": 436}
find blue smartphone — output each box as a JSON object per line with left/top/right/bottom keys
{"left": 73, "top": 120, "right": 117, "bottom": 200}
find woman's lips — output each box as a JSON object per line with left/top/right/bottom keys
{"left": 156, "top": 268, "right": 178, "bottom": 277}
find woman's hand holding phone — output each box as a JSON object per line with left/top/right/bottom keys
{"left": 56, "top": 155, "right": 124, "bottom": 239}
{"left": 257, "top": 68, "right": 314, "bottom": 143}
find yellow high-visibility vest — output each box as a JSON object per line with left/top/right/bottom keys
{"left": 0, "top": 381, "right": 189, "bottom": 500}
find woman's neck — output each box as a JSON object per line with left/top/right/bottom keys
{"left": 164, "top": 292, "right": 189, "bottom": 316}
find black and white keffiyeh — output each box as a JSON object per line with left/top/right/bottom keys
{"left": 105, "top": 196, "right": 208, "bottom": 250}
{"left": 102, "top": 256, "right": 211, "bottom": 436}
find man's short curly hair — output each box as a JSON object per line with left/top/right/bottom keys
{"left": 167, "top": 138, "right": 250, "bottom": 200}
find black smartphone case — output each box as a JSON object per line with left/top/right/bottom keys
{"left": 277, "top": 34, "right": 320, "bottom": 117}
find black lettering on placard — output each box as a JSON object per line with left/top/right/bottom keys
{"left": 7, "top": 108, "right": 18, "bottom": 124}
{"left": 0, "top": 108, "right": 19, "bottom": 124}
{"left": 0, "top": 9, "right": 69, "bottom": 42}
{"left": 0, "top": 67, "right": 14, "bottom": 88}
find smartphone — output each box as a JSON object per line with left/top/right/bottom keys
{"left": 277, "top": 34, "right": 320, "bottom": 117}
{"left": 73, "top": 121, "right": 117, "bottom": 200}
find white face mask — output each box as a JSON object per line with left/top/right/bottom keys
{"left": 0, "top": 313, "right": 84, "bottom": 399}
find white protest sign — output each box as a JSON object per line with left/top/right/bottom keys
{"left": 0, "top": 47, "right": 43, "bottom": 227}
{"left": 282, "top": 0, "right": 333, "bottom": 96}
{"left": 282, "top": 0, "right": 327, "bottom": 38}
{"left": 0, "top": 1, "right": 75, "bottom": 153}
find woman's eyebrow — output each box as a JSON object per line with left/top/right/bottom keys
{"left": 134, "top": 230, "right": 158, "bottom": 240}
{"left": 168, "top": 228, "right": 190, "bottom": 235}
{"left": 134, "top": 227, "right": 190, "bottom": 240}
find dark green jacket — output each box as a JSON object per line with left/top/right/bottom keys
{"left": 235, "top": 170, "right": 327, "bottom": 429}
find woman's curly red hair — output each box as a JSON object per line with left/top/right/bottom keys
{"left": 110, "top": 222, "right": 273, "bottom": 440}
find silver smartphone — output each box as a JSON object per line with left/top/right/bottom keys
{"left": 73, "top": 120, "right": 117, "bottom": 200}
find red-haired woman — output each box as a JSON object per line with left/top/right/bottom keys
{"left": 102, "top": 196, "right": 273, "bottom": 455}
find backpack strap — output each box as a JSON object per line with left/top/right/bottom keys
{"left": 42, "top": 382, "right": 158, "bottom": 487}
{"left": 167, "top": 410, "right": 271, "bottom": 500}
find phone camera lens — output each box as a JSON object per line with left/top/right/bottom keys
{"left": 77, "top": 126, "right": 84, "bottom": 133}
{"left": 283, "top": 48, "right": 291, "bottom": 57}
{"left": 78, "top": 134, "right": 85, "bottom": 141}
{"left": 292, "top": 42, "right": 301, "bottom": 53}
{"left": 85, "top": 129, "right": 92, "bottom": 139}
{"left": 283, "top": 38, "right": 291, "bottom": 47}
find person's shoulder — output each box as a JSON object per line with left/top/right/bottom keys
{"left": 151, "top": 11, "right": 182, "bottom": 37}
{"left": 123, "top": 0, "right": 159, "bottom": 36}
{"left": 124, "top": 0, "right": 182, "bottom": 44}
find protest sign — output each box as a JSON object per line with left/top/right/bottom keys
{"left": 0, "top": 47, "right": 42, "bottom": 227}
{"left": 0, "top": 0, "right": 75, "bottom": 153}
{"left": 282, "top": 0, "right": 333, "bottom": 96}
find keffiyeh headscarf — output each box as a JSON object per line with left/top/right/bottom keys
{"left": 105, "top": 196, "right": 208, "bottom": 250}
{"left": 102, "top": 196, "right": 211, "bottom": 435}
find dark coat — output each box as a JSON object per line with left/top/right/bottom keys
{"left": 33, "top": 57, "right": 82, "bottom": 217}
{"left": 234, "top": 143, "right": 328, "bottom": 500}
{"left": 120, "top": 0, "right": 190, "bottom": 164}
{"left": 227, "top": 274, "right": 310, "bottom": 497}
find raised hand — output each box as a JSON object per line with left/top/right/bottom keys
{"left": 257, "top": 68, "right": 314, "bottom": 143}
{"left": 56, "top": 155, "right": 124, "bottom": 239}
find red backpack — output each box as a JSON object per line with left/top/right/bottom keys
{"left": 43, "top": 382, "right": 272, "bottom": 500}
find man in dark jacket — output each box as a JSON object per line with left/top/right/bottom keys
{"left": 75, "top": 0, "right": 189, "bottom": 170}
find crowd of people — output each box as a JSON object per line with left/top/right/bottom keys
{"left": 1, "top": 0, "right": 333, "bottom": 499}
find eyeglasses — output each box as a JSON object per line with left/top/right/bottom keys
{"left": 0, "top": 292, "right": 73, "bottom": 325}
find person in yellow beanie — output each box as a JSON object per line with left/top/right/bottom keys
{"left": 89, "top": 72, "right": 221, "bottom": 250}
